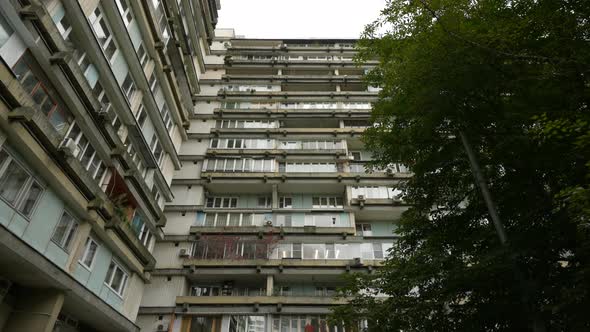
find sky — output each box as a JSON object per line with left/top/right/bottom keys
{"left": 216, "top": 0, "right": 386, "bottom": 39}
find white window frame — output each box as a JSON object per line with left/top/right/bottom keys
{"left": 138, "top": 223, "right": 152, "bottom": 246}
{"left": 104, "top": 260, "right": 129, "bottom": 297}
{"left": 88, "top": 6, "right": 119, "bottom": 63}
{"left": 206, "top": 197, "right": 238, "bottom": 208}
{"left": 135, "top": 104, "right": 147, "bottom": 128}
{"left": 356, "top": 223, "right": 373, "bottom": 236}
{"left": 50, "top": 211, "right": 79, "bottom": 251}
{"left": 257, "top": 196, "right": 271, "bottom": 208}
{"left": 79, "top": 236, "right": 99, "bottom": 270}
{"left": 312, "top": 196, "right": 343, "bottom": 208}
{"left": 136, "top": 43, "right": 149, "bottom": 67}
{"left": 279, "top": 196, "right": 292, "bottom": 209}
{"left": 121, "top": 72, "right": 136, "bottom": 102}
{"left": 63, "top": 123, "right": 107, "bottom": 181}
{"left": 0, "top": 149, "right": 45, "bottom": 218}
{"left": 115, "top": 0, "right": 134, "bottom": 26}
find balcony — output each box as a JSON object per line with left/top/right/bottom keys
{"left": 104, "top": 170, "right": 156, "bottom": 269}
{"left": 176, "top": 295, "right": 346, "bottom": 306}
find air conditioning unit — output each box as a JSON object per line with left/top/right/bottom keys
{"left": 265, "top": 220, "right": 273, "bottom": 227}
{"left": 347, "top": 154, "right": 355, "bottom": 160}
{"left": 357, "top": 195, "right": 365, "bottom": 200}
{"left": 156, "top": 323, "right": 169, "bottom": 331}
{"left": 353, "top": 257, "right": 363, "bottom": 266}
{"left": 178, "top": 249, "right": 188, "bottom": 257}
{"left": 59, "top": 138, "right": 78, "bottom": 157}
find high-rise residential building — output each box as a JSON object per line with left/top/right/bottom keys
{"left": 136, "top": 30, "right": 408, "bottom": 332}
{"left": 0, "top": 0, "right": 219, "bottom": 331}
{"left": 0, "top": 2, "right": 406, "bottom": 332}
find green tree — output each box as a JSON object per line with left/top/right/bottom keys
{"left": 332, "top": 0, "right": 590, "bottom": 331}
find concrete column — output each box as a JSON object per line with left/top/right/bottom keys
{"left": 348, "top": 211, "right": 356, "bottom": 228}
{"left": 266, "top": 275, "right": 274, "bottom": 296}
{"left": 3, "top": 288, "right": 64, "bottom": 332}
{"left": 272, "top": 184, "right": 278, "bottom": 209}
{"left": 65, "top": 221, "right": 92, "bottom": 273}
{"left": 344, "top": 186, "right": 352, "bottom": 207}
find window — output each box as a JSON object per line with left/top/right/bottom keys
{"left": 284, "top": 162, "right": 337, "bottom": 173}
{"left": 312, "top": 196, "right": 343, "bottom": 208}
{"left": 279, "top": 197, "right": 292, "bottom": 208}
{"left": 148, "top": 73, "right": 158, "bottom": 93}
{"left": 209, "top": 138, "right": 275, "bottom": 149}
{"left": 360, "top": 243, "right": 373, "bottom": 259}
{"left": 104, "top": 260, "right": 128, "bottom": 296}
{"left": 373, "top": 243, "right": 384, "bottom": 259}
{"left": 198, "top": 212, "right": 265, "bottom": 227}
{"left": 115, "top": 0, "right": 133, "bottom": 26}
{"left": 88, "top": 7, "right": 119, "bottom": 63}
{"left": 51, "top": 212, "right": 79, "bottom": 251}
{"left": 351, "top": 186, "right": 395, "bottom": 199}
{"left": 356, "top": 223, "right": 372, "bottom": 236}
{"left": 121, "top": 72, "right": 136, "bottom": 101}
{"left": 136, "top": 43, "right": 149, "bottom": 67}
{"left": 206, "top": 197, "right": 238, "bottom": 208}
{"left": 0, "top": 14, "right": 13, "bottom": 47}
{"left": 277, "top": 243, "right": 301, "bottom": 259}
{"left": 350, "top": 151, "right": 362, "bottom": 160}
{"left": 53, "top": 9, "right": 72, "bottom": 40}
{"left": 63, "top": 123, "right": 107, "bottom": 181}
{"left": 151, "top": 0, "right": 170, "bottom": 45}
{"left": 160, "top": 103, "right": 173, "bottom": 132}
{"left": 131, "top": 212, "right": 152, "bottom": 247}
{"left": 204, "top": 159, "right": 275, "bottom": 173}
{"left": 135, "top": 104, "right": 147, "bottom": 128}
{"left": 257, "top": 197, "right": 271, "bottom": 208}
{"left": 149, "top": 135, "right": 163, "bottom": 164}
{"left": 0, "top": 149, "right": 44, "bottom": 218}
{"left": 303, "top": 244, "right": 325, "bottom": 259}
{"left": 12, "top": 54, "right": 72, "bottom": 136}
{"left": 79, "top": 237, "right": 99, "bottom": 269}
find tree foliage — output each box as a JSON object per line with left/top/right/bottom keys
{"left": 332, "top": 0, "right": 590, "bottom": 330}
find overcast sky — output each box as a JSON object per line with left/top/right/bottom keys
{"left": 216, "top": 0, "right": 386, "bottom": 39}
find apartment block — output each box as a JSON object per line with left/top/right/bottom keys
{"left": 135, "top": 30, "right": 408, "bottom": 332}
{"left": 0, "top": 0, "right": 218, "bottom": 331}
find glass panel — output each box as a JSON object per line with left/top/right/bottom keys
{"left": 19, "top": 181, "right": 43, "bottom": 217}
{"left": 110, "top": 266, "right": 125, "bottom": 293}
{"left": 0, "top": 160, "right": 29, "bottom": 204}
{"left": 228, "top": 213, "right": 240, "bottom": 226}
{"left": 51, "top": 212, "right": 73, "bottom": 248}
{"left": 82, "top": 239, "right": 98, "bottom": 267}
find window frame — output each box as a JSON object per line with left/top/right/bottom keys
{"left": 115, "top": 0, "right": 134, "bottom": 26}
{"left": 79, "top": 236, "right": 99, "bottom": 270}
{"left": 279, "top": 196, "right": 293, "bottom": 209}
{"left": 0, "top": 149, "right": 45, "bottom": 219}
{"left": 88, "top": 6, "right": 119, "bottom": 64}
{"left": 50, "top": 211, "right": 79, "bottom": 251}
{"left": 104, "top": 260, "right": 129, "bottom": 297}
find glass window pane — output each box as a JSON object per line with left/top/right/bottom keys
{"left": 82, "top": 239, "right": 98, "bottom": 267}
{"left": 0, "top": 160, "right": 29, "bottom": 204}
{"left": 20, "top": 182, "right": 43, "bottom": 217}
{"left": 110, "top": 267, "right": 125, "bottom": 292}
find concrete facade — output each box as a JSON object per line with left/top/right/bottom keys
{"left": 136, "top": 31, "right": 407, "bottom": 332}
{"left": 0, "top": 0, "right": 218, "bottom": 331}
{"left": 0, "top": 1, "right": 405, "bottom": 331}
